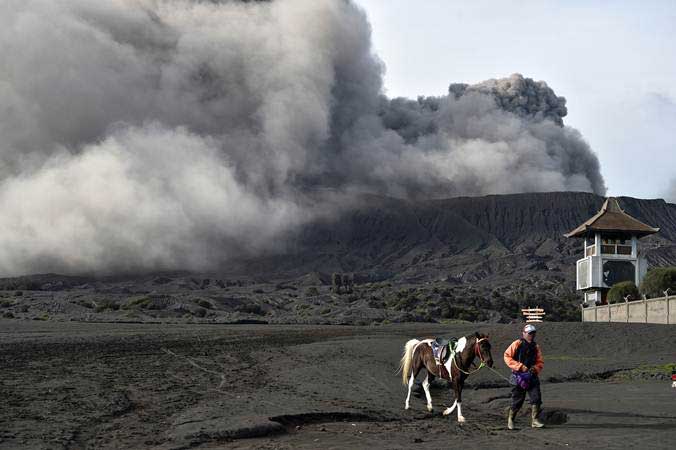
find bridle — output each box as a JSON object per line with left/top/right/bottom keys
{"left": 451, "top": 337, "right": 489, "bottom": 376}
{"left": 474, "top": 337, "right": 488, "bottom": 365}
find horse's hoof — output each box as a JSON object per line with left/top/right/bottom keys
{"left": 442, "top": 409, "right": 451, "bottom": 416}
{"left": 458, "top": 416, "right": 466, "bottom": 423}
{"left": 404, "top": 405, "right": 410, "bottom": 410}
{"left": 427, "top": 406, "right": 433, "bottom": 412}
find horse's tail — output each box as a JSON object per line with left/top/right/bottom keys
{"left": 399, "top": 339, "right": 420, "bottom": 385}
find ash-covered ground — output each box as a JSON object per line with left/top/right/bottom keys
{"left": 0, "top": 270, "right": 582, "bottom": 326}
{"left": 1, "top": 320, "right": 674, "bottom": 449}
{"left": 1, "top": 192, "right": 675, "bottom": 449}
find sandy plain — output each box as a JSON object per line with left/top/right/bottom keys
{"left": 1, "top": 320, "right": 675, "bottom": 449}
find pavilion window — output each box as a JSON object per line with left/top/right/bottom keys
{"left": 599, "top": 237, "right": 632, "bottom": 255}
{"left": 617, "top": 245, "right": 632, "bottom": 255}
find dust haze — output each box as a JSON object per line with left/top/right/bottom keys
{"left": 0, "top": 0, "right": 605, "bottom": 275}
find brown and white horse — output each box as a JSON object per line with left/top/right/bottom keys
{"left": 399, "top": 332, "right": 493, "bottom": 422}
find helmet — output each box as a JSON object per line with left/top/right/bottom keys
{"left": 523, "top": 324, "right": 537, "bottom": 334}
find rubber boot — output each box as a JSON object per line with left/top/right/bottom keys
{"left": 507, "top": 408, "right": 517, "bottom": 430}
{"left": 531, "top": 405, "right": 545, "bottom": 428}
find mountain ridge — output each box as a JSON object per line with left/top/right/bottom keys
{"left": 1, "top": 192, "right": 674, "bottom": 324}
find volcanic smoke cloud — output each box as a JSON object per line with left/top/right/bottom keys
{"left": 0, "top": 0, "right": 605, "bottom": 275}
{"left": 666, "top": 179, "right": 676, "bottom": 204}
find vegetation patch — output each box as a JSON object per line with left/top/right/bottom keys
{"left": 94, "top": 299, "right": 120, "bottom": 312}
{"left": 639, "top": 267, "right": 676, "bottom": 298}
{"left": 305, "top": 287, "right": 320, "bottom": 297}
{"left": 122, "top": 297, "right": 152, "bottom": 310}
{"left": 609, "top": 363, "right": 676, "bottom": 381}
{"left": 608, "top": 281, "right": 639, "bottom": 304}
{"left": 72, "top": 299, "right": 95, "bottom": 309}
{"left": 236, "top": 303, "right": 264, "bottom": 315}
{"left": 196, "top": 299, "right": 213, "bottom": 309}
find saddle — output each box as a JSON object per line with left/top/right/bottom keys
{"left": 431, "top": 337, "right": 449, "bottom": 364}
{"left": 429, "top": 337, "right": 457, "bottom": 379}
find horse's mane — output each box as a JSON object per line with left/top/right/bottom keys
{"left": 459, "top": 332, "right": 490, "bottom": 344}
{"left": 470, "top": 331, "right": 490, "bottom": 340}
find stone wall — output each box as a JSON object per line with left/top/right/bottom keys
{"left": 581, "top": 296, "right": 674, "bottom": 324}
{"left": 609, "top": 303, "right": 627, "bottom": 322}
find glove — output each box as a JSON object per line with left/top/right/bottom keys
{"left": 528, "top": 367, "right": 537, "bottom": 375}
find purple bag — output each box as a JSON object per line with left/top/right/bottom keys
{"left": 513, "top": 371, "right": 532, "bottom": 390}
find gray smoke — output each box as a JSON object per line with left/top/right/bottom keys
{"left": 449, "top": 75, "right": 568, "bottom": 126}
{"left": 666, "top": 179, "right": 676, "bottom": 203}
{"left": 0, "top": 0, "right": 605, "bottom": 275}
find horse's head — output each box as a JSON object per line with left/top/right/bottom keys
{"left": 473, "top": 332, "right": 493, "bottom": 367}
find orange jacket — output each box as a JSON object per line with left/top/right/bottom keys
{"left": 503, "top": 339, "right": 544, "bottom": 375}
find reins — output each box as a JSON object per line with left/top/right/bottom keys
{"left": 451, "top": 337, "right": 488, "bottom": 376}
{"left": 484, "top": 364, "right": 513, "bottom": 383}
{"left": 452, "top": 337, "right": 514, "bottom": 383}
{"left": 468, "top": 337, "right": 515, "bottom": 383}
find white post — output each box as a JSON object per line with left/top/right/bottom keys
{"left": 626, "top": 297, "right": 629, "bottom": 323}
{"left": 666, "top": 295, "right": 670, "bottom": 325}
{"left": 665, "top": 289, "right": 671, "bottom": 325}
{"left": 595, "top": 232, "right": 601, "bottom": 254}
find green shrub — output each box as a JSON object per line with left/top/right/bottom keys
{"left": 236, "top": 304, "right": 264, "bottom": 315}
{"left": 305, "top": 287, "right": 320, "bottom": 297}
{"left": 439, "top": 289, "right": 453, "bottom": 299}
{"left": 275, "top": 283, "right": 297, "bottom": 291}
{"left": 457, "top": 308, "right": 478, "bottom": 322}
{"left": 639, "top": 267, "right": 676, "bottom": 299}
{"left": 197, "top": 299, "right": 213, "bottom": 309}
{"left": 346, "top": 294, "right": 359, "bottom": 303}
{"left": 73, "top": 299, "right": 95, "bottom": 309}
{"left": 121, "top": 297, "right": 151, "bottom": 310}
{"left": 608, "top": 281, "right": 639, "bottom": 304}
{"left": 122, "top": 296, "right": 169, "bottom": 310}
{"left": 95, "top": 299, "right": 119, "bottom": 312}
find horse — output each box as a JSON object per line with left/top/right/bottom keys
{"left": 398, "top": 332, "right": 493, "bottom": 423}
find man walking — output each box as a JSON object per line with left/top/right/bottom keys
{"left": 503, "top": 324, "right": 545, "bottom": 429}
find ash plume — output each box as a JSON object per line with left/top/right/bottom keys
{"left": 666, "top": 179, "right": 676, "bottom": 203}
{"left": 0, "top": 0, "right": 605, "bottom": 275}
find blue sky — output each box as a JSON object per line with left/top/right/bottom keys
{"left": 356, "top": 0, "right": 676, "bottom": 200}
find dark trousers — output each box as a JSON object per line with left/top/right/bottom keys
{"left": 511, "top": 376, "right": 542, "bottom": 410}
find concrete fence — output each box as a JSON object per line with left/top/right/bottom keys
{"left": 581, "top": 295, "right": 676, "bottom": 324}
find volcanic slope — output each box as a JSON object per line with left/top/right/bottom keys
{"left": 0, "top": 192, "right": 674, "bottom": 324}
{"left": 266, "top": 191, "right": 676, "bottom": 277}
